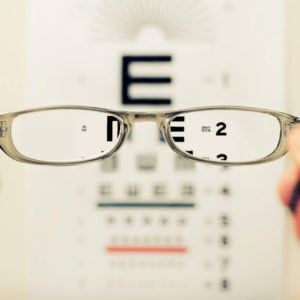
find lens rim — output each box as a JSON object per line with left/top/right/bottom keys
{"left": 0, "top": 106, "right": 127, "bottom": 166}
{"left": 164, "top": 106, "right": 295, "bottom": 166}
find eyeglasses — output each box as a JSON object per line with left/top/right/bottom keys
{"left": 0, "top": 105, "right": 298, "bottom": 166}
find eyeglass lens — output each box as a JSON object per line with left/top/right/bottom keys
{"left": 11, "top": 109, "right": 122, "bottom": 163}
{"left": 169, "top": 110, "right": 281, "bottom": 163}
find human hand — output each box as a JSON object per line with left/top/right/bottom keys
{"left": 278, "top": 126, "right": 300, "bottom": 239}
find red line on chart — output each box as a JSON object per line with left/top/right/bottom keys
{"left": 106, "top": 246, "right": 188, "bottom": 253}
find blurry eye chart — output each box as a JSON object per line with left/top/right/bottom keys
{"left": 27, "top": 1, "right": 286, "bottom": 299}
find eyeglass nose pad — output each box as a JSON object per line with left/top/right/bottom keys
{"left": 158, "top": 128, "right": 167, "bottom": 143}
{"left": 159, "top": 119, "right": 173, "bottom": 145}
{"left": 122, "top": 122, "right": 133, "bottom": 142}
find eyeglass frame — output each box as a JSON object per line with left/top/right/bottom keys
{"left": 0, "top": 105, "right": 299, "bottom": 166}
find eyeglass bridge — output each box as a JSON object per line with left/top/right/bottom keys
{"left": 130, "top": 112, "right": 163, "bottom": 122}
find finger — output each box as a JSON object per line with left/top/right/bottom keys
{"left": 287, "top": 125, "right": 300, "bottom": 165}
{"left": 295, "top": 203, "right": 300, "bottom": 239}
{"left": 278, "top": 167, "right": 300, "bottom": 238}
{"left": 277, "top": 167, "right": 300, "bottom": 206}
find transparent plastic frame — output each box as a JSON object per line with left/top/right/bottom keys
{"left": 0, "top": 105, "right": 299, "bottom": 166}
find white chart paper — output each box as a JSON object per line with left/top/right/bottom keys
{"left": 27, "top": 1, "right": 286, "bottom": 299}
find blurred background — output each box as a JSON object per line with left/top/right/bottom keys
{"left": 0, "top": 0, "right": 300, "bottom": 299}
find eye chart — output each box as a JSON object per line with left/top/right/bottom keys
{"left": 26, "top": 1, "right": 286, "bottom": 299}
